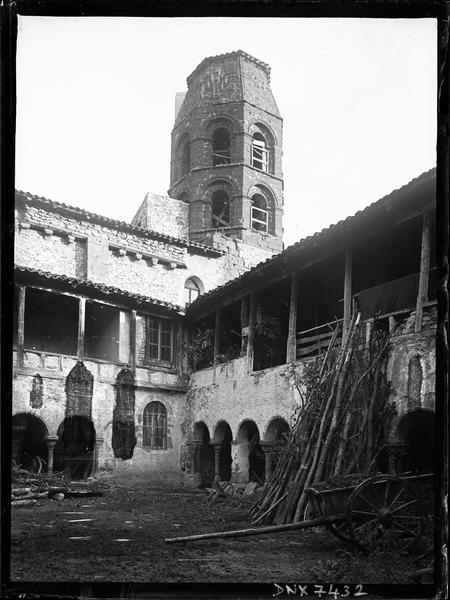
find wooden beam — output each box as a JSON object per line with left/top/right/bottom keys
{"left": 17, "top": 286, "right": 26, "bottom": 367}
{"left": 240, "top": 296, "right": 248, "bottom": 354}
{"left": 286, "top": 272, "right": 299, "bottom": 362}
{"left": 415, "top": 212, "right": 431, "bottom": 332}
{"left": 213, "top": 306, "right": 222, "bottom": 363}
{"left": 247, "top": 293, "right": 256, "bottom": 372}
{"left": 343, "top": 248, "right": 352, "bottom": 342}
{"left": 77, "top": 297, "right": 86, "bottom": 361}
{"left": 130, "top": 309, "right": 137, "bottom": 373}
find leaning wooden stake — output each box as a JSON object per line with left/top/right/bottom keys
{"left": 165, "top": 515, "right": 344, "bottom": 544}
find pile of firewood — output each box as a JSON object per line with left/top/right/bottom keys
{"left": 249, "top": 313, "right": 396, "bottom": 525}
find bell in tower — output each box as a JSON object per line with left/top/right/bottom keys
{"left": 168, "top": 50, "right": 284, "bottom": 254}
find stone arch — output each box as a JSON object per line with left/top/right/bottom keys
{"left": 54, "top": 415, "right": 96, "bottom": 479}
{"left": 184, "top": 276, "right": 204, "bottom": 305}
{"left": 204, "top": 116, "right": 239, "bottom": 166}
{"left": 12, "top": 412, "right": 49, "bottom": 472}
{"left": 395, "top": 408, "right": 435, "bottom": 474}
{"left": 247, "top": 183, "right": 278, "bottom": 235}
{"left": 204, "top": 114, "right": 239, "bottom": 137}
{"left": 249, "top": 120, "right": 277, "bottom": 147}
{"left": 263, "top": 416, "right": 290, "bottom": 443}
{"left": 234, "top": 419, "right": 264, "bottom": 483}
{"left": 175, "top": 131, "right": 191, "bottom": 180}
{"left": 193, "top": 421, "right": 214, "bottom": 487}
{"left": 212, "top": 420, "right": 233, "bottom": 481}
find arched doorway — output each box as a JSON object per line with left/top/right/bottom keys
{"left": 54, "top": 415, "right": 96, "bottom": 480}
{"left": 263, "top": 416, "right": 290, "bottom": 480}
{"left": 396, "top": 409, "right": 435, "bottom": 474}
{"left": 236, "top": 420, "right": 264, "bottom": 483}
{"left": 193, "top": 421, "right": 214, "bottom": 487}
{"left": 213, "top": 421, "right": 233, "bottom": 481}
{"left": 12, "top": 413, "right": 49, "bottom": 472}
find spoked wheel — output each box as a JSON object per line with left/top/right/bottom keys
{"left": 305, "top": 489, "right": 353, "bottom": 543}
{"left": 346, "top": 475, "right": 425, "bottom": 551}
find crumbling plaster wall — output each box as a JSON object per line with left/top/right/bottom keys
{"left": 385, "top": 307, "right": 436, "bottom": 438}
{"left": 12, "top": 351, "right": 188, "bottom": 482}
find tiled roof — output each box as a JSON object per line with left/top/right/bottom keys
{"left": 187, "top": 168, "right": 436, "bottom": 313}
{"left": 15, "top": 190, "right": 224, "bottom": 257}
{"left": 14, "top": 265, "right": 185, "bottom": 314}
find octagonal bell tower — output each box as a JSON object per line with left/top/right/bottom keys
{"left": 168, "top": 50, "right": 283, "bottom": 253}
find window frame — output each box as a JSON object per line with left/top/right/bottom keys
{"left": 251, "top": 204, "right": 268, "bottom": 233}
{"left": 142, "top": 401, "right": 168, "bottom": 450}
{"left": 144, "top": 316, "right": 174, "bottom": 365}
{"left": 251, "top": 136, "right": 269, "bottom": 172}
{"left": 185, "top": 278, "right": 201, "bottom": 305}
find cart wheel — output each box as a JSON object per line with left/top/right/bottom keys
{"left": 346, "top": 475, "right": 425, "bottom": 551}
{"left": 305, "top": 489, "right": 353, "bottom": 542}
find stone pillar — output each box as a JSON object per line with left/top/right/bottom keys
{"left": 260, "top": 442, "right": 276, "bottom": 482}
{"left": 93, "top": 436, "right": 104, "bottom": 474}
{"left": 211, "top": 442, "right": 222, "bottom": 482}
{"left": 44, "top": 435, "right": 59, "bottom": 476}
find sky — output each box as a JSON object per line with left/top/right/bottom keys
{"left": 15, "top": 17, "right": 436, "bottom": 247}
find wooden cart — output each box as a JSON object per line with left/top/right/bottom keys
{"left": 304, "top": 473, "right": 433, "bottom": 550}
{"left": 165, "top": 473, "right": 433, "bottom": 550}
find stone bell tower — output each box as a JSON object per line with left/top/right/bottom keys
{"left": 168, "top": 50, "right": 284, "bottom": 253}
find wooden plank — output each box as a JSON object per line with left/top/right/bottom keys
{"left": 297, "top": 337, "right": 343, "bottom": 357}
{"left": 343, "top": 248, "right": 352, "bottom": 342}
{"left": 415, "top": 212, "right": 431, "bottom": 332}
{"left": 77, "top": 297, "right": 86, "bottom": 361}
{"left": 247, "top": 293, "right": 256, "bottom": 372}
{"left": 296, "top": 318, "right": 343, "bottom": 337}
{"left": 297, "top": 329, "right": 335, "bottom": 345}
{"left": 286, "top": 272, "right": 299, "bottom": 362}
{"left": 213, "top": 306, "right": 222, "bottom": 363}
{"left": 17, "top": 286, "right": 26, "bottom": 367}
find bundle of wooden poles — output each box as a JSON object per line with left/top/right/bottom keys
{"left": 249, "top": 312, "right": 396, "bottom": 525}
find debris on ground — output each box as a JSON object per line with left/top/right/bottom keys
{"left": 11, "top": 464, "right": 110, "bottom": 507}
{"left": 204, "top": 480, "right": 262, "bottom": 508}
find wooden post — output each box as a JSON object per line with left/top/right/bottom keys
{"left": 343, "top": 248, "right": 352, "bottom": 342}
{"left": 77, "top": 297, "right": 86, "bottom": 361}
{"left": 240, "top": 296, "right": 248, "bottom": 354}
{"left": 286, "top": 272, "right": 299, "bottom": 362}
{"left": 213, "top": 306, "right": 222, "bottom": 363}
{"left": 130, "top": 310, "right": 137, "bottom": 372}
{"left": 247, "top": 293, "right": 256, "bottom": 372}
{"left": 415, "top": 212, "right": 431, "bottom": 333}
{"left": 17, "top": 286, "right": 26, "bottom": 367}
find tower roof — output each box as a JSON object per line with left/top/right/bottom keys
{"left": 175, "top": 50, "right": 281, "bottom": 125}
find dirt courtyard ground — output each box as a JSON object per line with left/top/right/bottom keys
{"left": 10, "top": 475, "right": 431, "bottom": 585}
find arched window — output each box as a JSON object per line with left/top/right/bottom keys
{"left": 251, "top": 194, "right": 268, "bottom": 233}
{"left": 212, "top": 128, "right": 231, "bottom": 166}
{"left": 185, "top": 277, "right": 203, "bottom": 305}
{"left": 251, "top": 133, "right": 268, "bottom": 172}
{"left": 211, "top": 190, "right": 230, "bottom": 228}
{"left": 181, "top": 141, "right": 190, "bottom": 176}
{"left": 143, "top": 401, "right": 167, "bottom": 449}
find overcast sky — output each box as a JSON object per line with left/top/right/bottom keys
{"left": 15, "top": 17, "right": 436, "bottom": 247}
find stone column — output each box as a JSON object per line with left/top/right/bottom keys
{"left": 93, "top": 436, "right": 104, "bottom": 474}
{"left": 260, "top": 442, "right": 276, "bottom": 482}
{"left": 211, "top": 442, "right": 222, "bottom": 482}
{"left": 44, "top": 435, "right": 59, "bottom": 476}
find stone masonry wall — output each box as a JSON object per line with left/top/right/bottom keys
{"left": 15, "top": 200, "right": 275, "bottom": 307}
{"left": 13, "top": 351, "right": 188, "bottom": 482}
{"left": 131, "top": 192, "right": 189, "bottom": 240}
